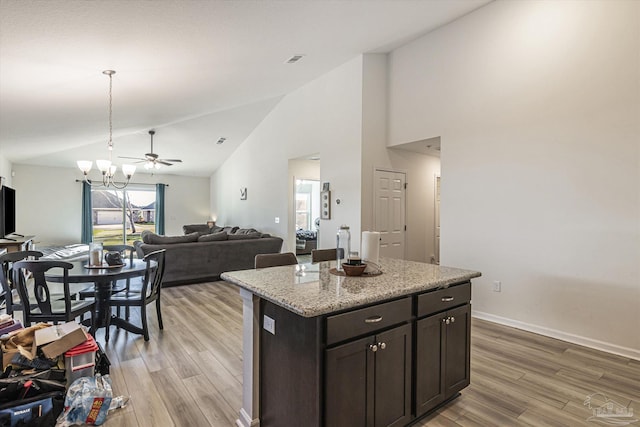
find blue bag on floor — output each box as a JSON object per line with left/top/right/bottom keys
{"left": 0, "top": 391, "right": 64, "bottom": 427}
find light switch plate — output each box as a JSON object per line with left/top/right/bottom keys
{"left": 263, "top": 315, "right": 275, "bottom": 335}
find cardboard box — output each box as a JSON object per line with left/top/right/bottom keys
{"left": 34, "top": 322, "right": 88, "bottom": 359}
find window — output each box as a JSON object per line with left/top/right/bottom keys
{"left": 91, "top": 187, "right": 157, "bottom": 245}
{"left": 295, "top": 179, "right": 320, "bottom": 231}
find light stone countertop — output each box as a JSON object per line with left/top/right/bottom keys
{"left": 221, "top": 257, "right": 481, "bottom": 317}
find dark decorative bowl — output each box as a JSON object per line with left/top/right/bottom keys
{"left": 342, "top": 263, "right": 367, "bottom": 276}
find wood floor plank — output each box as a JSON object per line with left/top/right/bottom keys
{"left": 97, "top": 280, "right": 639, "bottom": 427}
{"left": 182, "top": 374, "right": 238, "bottom": 427}
{"left": 117, "top": 357, "right": 175, "bottom": 427}
{"left": 149, "top": 367, "right": 211, "bottom": 427}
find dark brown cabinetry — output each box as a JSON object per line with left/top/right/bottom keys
{"left": 259, "top": 282, "right": 471, "bottom": 427}
{"left": 326, "top": 323, "right": 412, "bottom": 427}
{"left": 415, "top": 286, "right": 471, "bottom": 417}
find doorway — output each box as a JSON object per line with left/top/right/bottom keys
{"left": 288, "top": 157, "right": 320, "bottom": 256}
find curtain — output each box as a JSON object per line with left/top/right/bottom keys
{"left": 156, "top": 183, "right": 166, "bottom": 235}
{"left": 81, "top": 181, "right": 92, "bottom": 244}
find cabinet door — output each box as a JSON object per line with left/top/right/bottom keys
{"left": 325, "top": 335, "right": 373, "bottom": 427}
{"left": 415, "top": 313, "right": 445, "bottom": 416}
{"left": 374, "top": 323, "right": 412, "bottom": 427}
{"left": 443, "top": 304, "right": 471, "bottom": 398}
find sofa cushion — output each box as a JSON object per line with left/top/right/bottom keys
{"left": 198, "top": 231, "right": 228, "bottom": 242}
{"left": 183, "top": 224, "right": 212, "bottom": 236}
{"left": 227, "top": 232, "right": 262, "bottom": 240}
{"left": 142, "top": 230, "right": 200, "bottom": 244}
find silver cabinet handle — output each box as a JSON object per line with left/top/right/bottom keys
{"left": 450, "top": 316, "right": 455, "bottom": 323}
{"left": 442, "top": 296, "right": 454, "bottom": 302}
{"left": 379, "top": 342, "right": 386, "bottom": 350}
{"left": 445, "top": 317, "right": 451, "bottom": 325}
{"left": 369, "top": 344, "right": 378, "bottom": 352}
{"left": 365, "top": 315, "right": 383, "bottom": 323}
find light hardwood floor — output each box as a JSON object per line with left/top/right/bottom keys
{"left": 99, "top": 281, "right": 639, "bottom": 427}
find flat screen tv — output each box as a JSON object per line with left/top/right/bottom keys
{"left": 0, "top": 186, "right": 16, "bottom": 237}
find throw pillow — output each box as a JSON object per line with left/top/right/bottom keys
{"left": 233, "top": 228, "right": 258, "bottom": 235}
{"left": 221, "top": 226, "right": 240, "bottom": 234}
{"left": 142, "top": 231, "right": 200, "bottom": 244}
{"left": 227, "top": 232, "right": 262, "bottom": 240}
{"left": 198, "top": 231, "right": 228, "bottom": 242}
{"left": 183, "top": 224, "right": 212, "bottom": 236}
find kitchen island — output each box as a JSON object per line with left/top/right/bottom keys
{"left": 222, "top": 258, "right": 481, "bottom": 427}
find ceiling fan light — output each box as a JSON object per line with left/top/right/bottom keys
{"left": 122, "top": 164, "right": 136, "bottom": 177}
{"left": 96, "top": 159, "right": 112, "bottom": 173}
{"left": 154, "top": 162, "right": 162, "bottom": 170}
{"left": 144, "top": 161, "right": 154, "bottom": 170}
{"left": 77, "top": 160, "right": 92, "bottom": 174}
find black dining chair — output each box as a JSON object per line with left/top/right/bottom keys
{"left": 0, "top": 250, "right": 43, "bottom": 316}
{"left": 106, "top": 249, "right": 165, "bottom": 341}
{"left": 254, "top": 252, "right": 298, "bottom": 268}
{"left": 13, "top": 260, "right": 95, "bottom": 328}
{"left": 310, "top": 248, "right": 344, "bottom": 263}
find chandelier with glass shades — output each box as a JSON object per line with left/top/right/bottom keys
{"left": 77, "top": 70, "right": 136, "bottom": 189}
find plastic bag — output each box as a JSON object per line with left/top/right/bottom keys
{"left": 55, "top": 375, "right": 119, "bottom": 426}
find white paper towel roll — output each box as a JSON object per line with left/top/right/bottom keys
{"left": 361, "top": 231, "right": 380, "bottom": 266}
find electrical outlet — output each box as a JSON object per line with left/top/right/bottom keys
{"left": 275, "top": 217, "right": 280, "bottom": 224}
{"left": 492, "top": 280, "right": 501, "bottom": 292}
{"left": 263, "top": 315, "right": 275, "bottom": 335}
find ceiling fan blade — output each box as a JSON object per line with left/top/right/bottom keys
{"left": 157, "top": 160, "right": 173, "bottom": 166}
{"left": 161, "top": 159, "right": 182, "bottom": 163}
{"left": 118, "top": 156, "right": 146, "bottom": 161}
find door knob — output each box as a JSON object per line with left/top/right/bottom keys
{"left": 379, "top": 342, "right": 386, "bottom": 350}
{"left": 450, "top": 316, "right": 455, "bottom": 323}
{"left": 369, "top": 344, "right": 378, "bottom": 352}
{"left": 445, "top": 317, "right": 451, "bottom": 325}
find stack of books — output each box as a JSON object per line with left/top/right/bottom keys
{"left": 0, "top": 314, "right": 23, "bottom": 336}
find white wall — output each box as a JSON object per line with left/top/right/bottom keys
{"left": 12, "top": 164, "right": 210, "bottom": 245}
{"left": 211, "top": 56, "right": 364, "bottom": 252}
{"left": 388, "top": 0, "right": 640, "bottom": 357}
{"left": 0, "top": 151, "right": 12, "bottom": 188}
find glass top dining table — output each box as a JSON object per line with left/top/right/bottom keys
{"left": 46, "top": 258, "right": 155, "bottom": 338}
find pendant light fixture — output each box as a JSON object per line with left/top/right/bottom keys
{"left": 77, "top": 70, "right": 136, "bottom": 189}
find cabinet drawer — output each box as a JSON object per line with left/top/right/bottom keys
{"left": 417, "top": 282, "right": 471, "bottom": 318}
{"left": 326, "top": 297, "right": 411, "bottom": 345}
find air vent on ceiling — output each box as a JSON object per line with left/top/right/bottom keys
{"left": 286, "top": 54, "right": 305, "bottom": 64}
{"left": 216, "top": 137, "right": 226, "bottom": 145}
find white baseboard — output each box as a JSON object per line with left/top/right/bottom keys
{"left": 472, "top": 310, "right": 640, "bottom": 361}
{"left": 236, "top": 408, "right": 259, "bottom": 427}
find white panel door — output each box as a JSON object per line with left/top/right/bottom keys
{"left": 374, "top": 169, "right": 406, "bottom": 260}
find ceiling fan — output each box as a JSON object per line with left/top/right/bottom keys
{"left": 119, "top": 130, "right": 183, "bottom": 169}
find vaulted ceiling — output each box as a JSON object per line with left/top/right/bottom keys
{"left": 0, "top": 0, "right": 489, "bottom": 177}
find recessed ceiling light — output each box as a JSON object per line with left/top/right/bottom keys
{"left": 285, "top": 54, "right": 305, "bottom": 64}
{"left": 216, "top": 137, "right": 226, "bottom": 145}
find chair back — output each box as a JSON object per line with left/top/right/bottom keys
{"left": 13, "top": 260, "right": 74, "bottom": 323}
{"left": 311, "top": 248, "right": 344, "bottom": 263}
{"left": 141, "top": 249, "right": 166, "bottom": 301}
{"left": 255, "top": 252, "right": 298, "bottom": 268}
{"left": 0, "top": 251, "right": 43, "bottom": 314}
{"left": 103, "top": 245, "right": 135, "bottom": 264}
